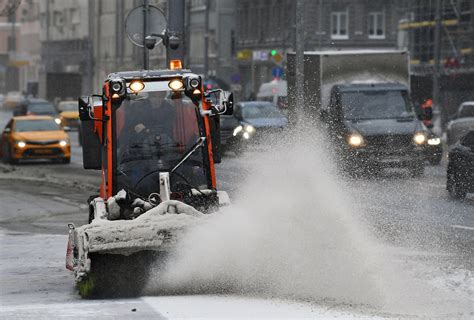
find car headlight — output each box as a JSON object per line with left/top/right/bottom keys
{"left": 413, "top": 132, "right": 427, "bottom": 145}
{"left": 59, "top": 140, "right": 68, "bottom": 147}
{"left": 427, "top": 137, "right": 441, "bottom": 145}
{"left": 233, "top": 125, "right": 243, "bottom": 136}
{"left": 17, "top": 141, "right": 26, "bottom": 148}
{"left": 244, "top": 125, "right": 256, "bottom": 133}
{"left": 243, "top": 132, "right": 250, "bottom": 140}
{"left": 347, "top": 133, "right": 364, "bottom": 147}
{"left": 55, "top": 118, "right": 61, "bottom": 125}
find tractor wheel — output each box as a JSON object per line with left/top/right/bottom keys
{"left": 77, "top": 251, "right": 157, "bottom": 299}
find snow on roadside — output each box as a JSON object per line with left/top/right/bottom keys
{"left": 142, "top": 295, "right": 383, "bottom": 319}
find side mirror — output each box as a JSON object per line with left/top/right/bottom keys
{"left": 204, "top": 90, "right": 233, "bottom": 116}
{"left": 3, "top": 127, "right": 11, "bottom": 134}
{"left": 63, "top": 126, "right": 72, "bottom": 132}
{"left": 79, "top": 95, "right": 102, "bottom": 121}
{"left": 214, "top": 91, "right": 233, "bottom": 115}
{"left": 78, "top": 96, "right": 92, "bottom": 121}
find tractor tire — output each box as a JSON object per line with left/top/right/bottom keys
{"left": 77, "top": 251, "right": 157, "bottom": 299}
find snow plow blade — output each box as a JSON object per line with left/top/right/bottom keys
{"left": 80, "top": 200, "right": 203, "bottom": 255}
{"left": 66, "top": 200, "right": 208, "bottom": 298}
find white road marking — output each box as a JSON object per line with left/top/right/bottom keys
{"left": 452, "top": 225, "right": 474, "bottom": 231}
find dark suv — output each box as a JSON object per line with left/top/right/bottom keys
{"left": 322, "top": 83, "right": 427, "bottom": 177}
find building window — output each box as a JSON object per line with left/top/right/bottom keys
{"left": 331, "top": 10, "right": 349, "bottom": 40}
{"left": 368, "top": 12, "right": 385, "bottom": 39}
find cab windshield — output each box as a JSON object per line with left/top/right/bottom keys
{"left": 58, "top": 102, "right": 77, "bottom": 112}
{"left": 15, "top": 119, "right": 61, "bottom": 132}
{"left": 115, "top": 88, "right": 208, "bottom": 197}
{"left": 341, "top": 90, "right": 413, "bottom": 120}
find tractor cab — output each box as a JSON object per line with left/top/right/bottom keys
{"left": 79, "top": 66, "right": 233, "bottom": 214}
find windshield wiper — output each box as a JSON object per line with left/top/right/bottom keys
{"left": 171, "top": 137, "right": 206, "bottom": 173}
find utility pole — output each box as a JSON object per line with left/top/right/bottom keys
{"left": 432, "top": 0, "right": 442, "bottom": 133}
{"left": 167, "top": 0, "right": 185, "bottom": 64}
{"left": 203, "top": 0, "right": 210, "bottom": 77}
{"left": 143, "top": 0, "right": 149, "bottom": 69}
{"left": 295, "top": 0, "right": 305, "bottom": 123}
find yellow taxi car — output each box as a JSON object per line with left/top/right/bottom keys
{"left": 0, "top": 116, "right": 71, "bottom": 164}
{"left": 57, "top": 100, "right": 79, "bottom": 129}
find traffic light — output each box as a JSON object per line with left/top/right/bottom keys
{"left": 269, "top": 49, "right": 283, "bottom": 64}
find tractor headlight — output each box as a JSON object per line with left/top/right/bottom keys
{"left": 413, "top": 132, "right": 427, "bottom": 145}
{"left": 348, "top": 133, "right": 364, "bottom": 147}
{"left": 129, "top": 80, "right": 145, "bottom": 93}
{"left": 169, "top": 79, "right": 184, "bottom": 91}
{"left": 17, "top": 141, "right": 26, "bottom": 148}
{"left": 233, "top": 125, "right": 243, "bottom": 136}
{"left": 109, "top": 78, "right": 127, "bottom": 100}
{"left": 427, "top": 137, "right": 441, "bottom": 145}
{"left": 190, "top": 78, "right": 200, "bottom": 88}
{"left": 54, "top": 118, "right": 61, "bottom": 125}
{"left": 59, "top": 140, "right": 68, "bottom": 147}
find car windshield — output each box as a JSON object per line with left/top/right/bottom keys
{"left": 28, "top": 103, "right": 56, "bottom": 115}
{"left": 115, "top": 88, "right": 208, "bottom": 197}
{"left": 458, "top": 105, "right": 474, "bottom": 118}
{"left": 15, "top": 119, "right": 61, "bottom": 132}
{"left": 242, "top": 103, "right": 284, "bottom": 119}
{"left": 58, "top": 102, "right": 77, "bottom": 112}
{"left": 341, "top": 90, "right": 412, "bottom": 120}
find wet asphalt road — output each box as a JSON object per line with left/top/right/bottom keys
{"left": 0, "top": 110, "right": 473, "bottom": 318}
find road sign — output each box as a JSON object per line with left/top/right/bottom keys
{"left": 272, "top": 67, "right": 284, "bottom": 78}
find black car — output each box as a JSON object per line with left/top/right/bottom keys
{"left": 447, "top": 130, "right": 474, "bottom": 199}
{"left": 13, "top": 99, "right": 61, "bottom": 124}
{"left": 424, "top": 130, "right": 443, "bottom": 165}
{"left": 220, "top": 101, "right": 288, "bottom": 153}
{"left": 220, "top": 114, "right": 244, "bottom": 153}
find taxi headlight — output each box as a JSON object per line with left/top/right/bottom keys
{"left": 413, "top": 132, "right": 427, "bottom": 145}
{"left": 233, "top": 125, "right": 243, "bottom": 136}
{"left": 59, "top": 140, "right": 68, "bottom": 147}
{"left": 54, "top": 118, "right": 61, "bottom": 125}
{"left": 17, "top": 141, "right": 26, "bottom": 148}
{"left": 427, "top": 137, "right": 441, "bottom": 145}
{"left": 348, "top": 133, "right": 364, "bottom": 147}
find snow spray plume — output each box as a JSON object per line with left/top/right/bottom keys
{"left": 147, "top": 118, "right": 385, "bottom": 307}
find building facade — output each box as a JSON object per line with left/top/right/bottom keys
{"left": 186, "top": 0, "right": 236, "bottom": 89}
{"left": 0, "top": 0, "right": 41, "bottom": 94}
{"left": 38, "top": 0, "right": 92, "bottom": 101}
{"left": 236, "top": 0, "right": 408, "bottom": 98}
{"left": 401, "top": 0, "right": 474, "bottom": 120}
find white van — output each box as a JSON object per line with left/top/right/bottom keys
{"left": 256, "top": 79, "right": 287, "bottom": 110}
